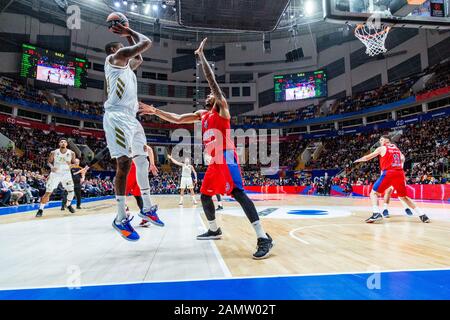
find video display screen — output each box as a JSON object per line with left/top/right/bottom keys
{"left": 20, "top": 44, "right": 88, "bottom": 88}
{"left": 274, "top": 70, "right": 327, "bottom": 102}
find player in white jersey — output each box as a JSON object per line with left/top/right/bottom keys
{"left": 103, "top": 21, "right": 164, "bottom": 241}
{"left": 36, "top": 139, "right": 76, "bottom": 217}
{"left": 167, "top": 155, "right": 198, "bottom": 206}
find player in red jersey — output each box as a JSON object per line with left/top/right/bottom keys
{"left": 138, "top": 38, "right": 273, "bottom": 259}
{"left": 354, "top": 135, "right": 430, "bottom": 223}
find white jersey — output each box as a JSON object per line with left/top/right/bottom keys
{"left": 53, "top": 149, "right": 73, "bottom": 173}
{"left": 182, "top": 164, "right": 192, "bottom": 178}
{"left": 104, "top": 55, "right": 138, "bottom": 115}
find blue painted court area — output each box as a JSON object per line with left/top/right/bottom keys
{"left": 0, "top": 196, "right": 114, "bottom": 216}
{"left": 288, "top": 210, "right": 328, "bottom": 215}
{"left": 1, "top": 269, "right": 449, "bottom": 300}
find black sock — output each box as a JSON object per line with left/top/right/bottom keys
{"left": 134, "top": 195, "right": 144, "bottom": 211}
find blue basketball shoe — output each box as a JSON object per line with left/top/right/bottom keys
{"left": 112, "top": 216, "right": 140, "bottom": 241}
{"left": 138, "top": 205, "right": 165, "bottom": 227}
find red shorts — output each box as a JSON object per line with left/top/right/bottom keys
{"left": 125, "top": 163, "right": 141, "bottom": 197}
{"left": 372, "top": 169, "right": 407, "bottom": 197}
{"left": 200, "top": 150, "right": 244, "bottom": 197}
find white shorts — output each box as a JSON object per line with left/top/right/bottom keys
{"left": 46, "top": 172, "right": 74, "bottom": 192}
{"left": 180, "top": 177, "right": 194, "bottom": 189}
{"left": 103, "top": 111, "right": 147, "bottom": 159}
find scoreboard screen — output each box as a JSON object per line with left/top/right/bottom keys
{"left": 274, "top": 70, "right": 327, "bottom": 102}
{"left": 20, "top": 44, "right": 88, "bottom": 88}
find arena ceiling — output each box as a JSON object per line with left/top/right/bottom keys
{"left": 2, "top": 0, "right": 344, "bottom": 43}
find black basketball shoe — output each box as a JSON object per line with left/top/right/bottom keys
{"left": 365, "top": 212, "right": 383, "bottom": 223}
{"left": 196, "top": 228, "right": 222, "bottom": 240}
{"left": 253, "top": 233, "right": 274, "bottom": 260}
{"left": 67, "top": 205, "right": 76, "bottom": 214}
{"left": 216, "top": 205, "right": 224, "bottom": 211}
{"left": 36, "top": 209, "right": 43, "bottom": 217}
{"left": 419, "top": 214, "right": 430, "bottom": 223}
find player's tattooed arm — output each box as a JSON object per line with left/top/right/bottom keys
{"left": 354, "top": 146, "right": 383, "bottom": 163}
{"left": 71, "top": 151, "right": 76, "bottom": 165}
{"left": 195, "top": 38, "right": 230, "bottom": 118}
{"left": 48, "top": 151, "right": 56, "bottom": 172}
{"left": 138, "top": 102, "right": 205, "bottom": 124}
{"left": 111, "top": 24, "right": 151, "bottom": 65}
{"left": 126, "top": 35, "right": 143, "bottom": 70}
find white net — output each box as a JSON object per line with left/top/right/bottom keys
{"left": 354, "top": 24, "right": 391, "bottom": 56}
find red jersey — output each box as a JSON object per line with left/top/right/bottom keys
{"left": 201, "top": 108, "right": 235, "bottom": 159}
{"left": 379, "top": 143, "right": 403, "bottom": 171}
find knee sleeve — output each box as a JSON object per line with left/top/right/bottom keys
{"left": 133, "top": 156, "right": 151, "bottom": 191}
{"left": 201, "top": 193, "right": 216, "bottom": 221}
{"left": 231, "top": 188, "right": 259, "bottom": 223}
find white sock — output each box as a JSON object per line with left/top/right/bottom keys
{"left": 412, "top": 206, "right": 424, "bottom": 216}
{"left": 141, "top": 189, "right": 153, "bottom": 211}
{"left": 399, "top": 198, "right": 410, "bottom": 209}
{"left": 383, "top": 203, "right": 388, "bottom": 210}
{"left": 39, "top": 203, "right": 45, "bottom": 210}
{"left": 372, "top": 205, "right": 380, "bottom": 214}
{"left": 179, "top": 196, "right": 183, "bottom": 204}
{"left": 218, "top": 202, "right": 223, "bottom": 207}
{"left": 115, "top": 196, "right": 127, "bottom": 223}
{"left": 208, "top": 220, "right": 218, "bottom": 232}
{"left": 252, "top": 221, "right": 268, "bottom": 239}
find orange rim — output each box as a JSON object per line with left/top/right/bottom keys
{"left": 355, "top": 24, "right": 391, "bottom": 39}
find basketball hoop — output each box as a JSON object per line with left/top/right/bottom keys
{"left": 354, "top": 23, "right": 391, "bottom": 57}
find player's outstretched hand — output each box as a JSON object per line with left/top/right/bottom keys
{"left": 111, "top": 24, "right": 132, "bottom": 37}
{"left": 194, "top": 38, "right": 207, "bottom": 56}
{"left": 353, "top": 158, "right": 363, "bottom": 164}
{"left": 149, "top": 164, "right": 159, "bottom": 176}
{"left": 138, "top": 102, "right": 156, "bottom": 115}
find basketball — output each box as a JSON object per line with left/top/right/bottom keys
{"left": 106, "top": 12, "right": 129, "bottom": 30}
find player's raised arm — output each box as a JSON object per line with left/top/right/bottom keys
{"left": 195, "top": 38, "right": 226, "bottom": 105}
{"left": 125, "top": 35, "right": 144, "bottom": 70}
{"left": 138, "top": 102, "right": 205, "bottom": 124}
{"left": 167, "top": 154, "right": 183, "bottom": 167}
{"left": 354, "top": 146, "right": 384, "bottom": 163}
{"left": 111, "top": 24, "right": 151, "bottom": 65}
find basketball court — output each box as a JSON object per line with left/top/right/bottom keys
{"left": 0, "top": 193, "right": 449, "bottom": 299}
{"left": 0, "top": 0, "right": 449, "bottom": 302}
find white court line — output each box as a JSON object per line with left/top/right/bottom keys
{"left": 197, "top": 214, "right": 233, "bottom": 278}
{"left": 290, "top": 222, "right": 450, "bottom": 245}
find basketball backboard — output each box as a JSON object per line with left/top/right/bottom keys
{"left": 323, "top": 0, "right": 450, "bottom": 29}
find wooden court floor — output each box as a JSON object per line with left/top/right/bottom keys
{"left": 1, "top": 194, "right": 449, "bottom": 280}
